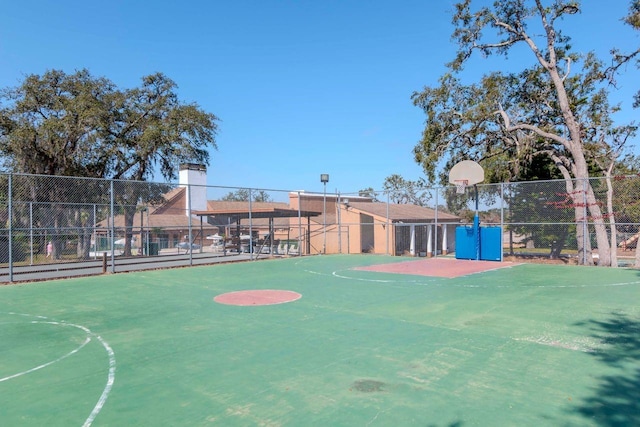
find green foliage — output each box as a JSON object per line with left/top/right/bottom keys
{"left": 221, "top": 189, "right": 272, "bottom": 202}
{"left": 0, "top": 70, "right": 219, "bottom": 258}
{"left": 0, "top": 69, "right": 113, "bottom": 176}
{"left": 0, "top": 233, "right": 27, "bottom": 263}
{"left": 0, "top": 69, "right": 219, "bottom": 181}
{"left": 357, "top": 187, "right": 379, "bottom": 201}
{"left": 382, "top": 174, "right": 431, "bottom": 206}
{"left": 506, "top": 181, "right": 577, "bottom": 257}
{"left": 626, "top": 1, "right": 640, "bottom": 28}
{"left": 412, "top": 1, "right": 636, "bottom": 185}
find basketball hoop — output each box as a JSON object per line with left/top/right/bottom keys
{"left": 455, "top": 179, "right": 468, "bottom": 194}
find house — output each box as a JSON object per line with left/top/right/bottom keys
{"left": 194, "top": 199, "right": 322, "bottom": 254}
{"left": 289, "top": 192, "right": 461, "bottom": 256}
{"left": 95, "top": 164, "right": 218, "bottom": 252}
{"left": 98, "top": 164, "right": 461, "bottom": 257}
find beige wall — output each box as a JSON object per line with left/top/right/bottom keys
{"left": 288, "top": 193, "right": 459, "bottom": 256}
{"left": 287, "top": 199, "right": 394, "bottom": 255}
{"left": 332, "top": 206, "right": 393, "bottom": 255}
{"left": 289, "top": 192, "right": 337, "bottom": 214}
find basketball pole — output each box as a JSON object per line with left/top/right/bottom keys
{"left": 474, "top": 184, "right": 480, "bottom": 261}
{"left": 449, "top": 160, "right": 485, "bottom": 262}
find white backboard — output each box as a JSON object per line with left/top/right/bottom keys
{"left": 448, "top": 160, "right": 484, "bottom": 185}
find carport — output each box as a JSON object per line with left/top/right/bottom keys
{"left": 192, "top": 204, "right": 321, "bottom": 255}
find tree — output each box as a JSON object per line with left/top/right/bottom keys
{"left": 221, "top": 189, "right": 272, "bottom": 202}
{"left": 0, "top": 69, "right": 219, "bottom": 257}
{"left": 358, "top": 187, "right": 380, "bottom": 201}
{"left": 412, "top": 1, "right": 637, "bottom": 266}
{"left": 100, "top": 73, "right": 218, "bottom": 256}
{"left": 508, "top": 180, "right": 577, "bottom": 258}
{"left": 382, "top": 174, "right": 431, "bottom": 205}
{"left": 0, "top": 69, "right": 114, "bottom": 176}
{"left": 608, "top": 1, "right": 640, "bottom": 107}
{"left": 98, "top": 72, "right": 218, "bottom": 182}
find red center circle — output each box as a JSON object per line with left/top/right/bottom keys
{"left": 214, "top": 290, "right": 302, "bottom": 306}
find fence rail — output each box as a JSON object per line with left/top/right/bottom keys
{"left": 1, "top": 172, "right": 639, "bottom": 282}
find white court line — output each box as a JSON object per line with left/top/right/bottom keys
{"left": 295, "top": 258, "right": 435, "bottom": 285}
{"left": 331, "top": 270, "right": 433, "bottom": 284}
{"left": 0, "top": 335, "right": 90, "bottom": 382}
{"left": 293, "top": 258, "right": 640, "bottom": 288}
{"left": 306, "top": 266, "right": 434, "bottom": 284}
{"left": 489, "top": 280, "right": 640, "bottom": 289}
{"left": 3, "top": 313, "right": 115, "bottom": 427}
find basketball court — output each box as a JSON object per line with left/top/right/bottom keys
{"left": 354, "top": 257, "right": 519, "bottom": 278}
{"left": 1, "top": 254, "right": 638, "bottom": 426}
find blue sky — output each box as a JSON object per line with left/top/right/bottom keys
{"left": 1, "top": 1, "right": 638, "bottom": 195}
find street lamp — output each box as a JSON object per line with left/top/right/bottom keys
{"left": 320, "top": 174, "right": 329, "bottom": 254}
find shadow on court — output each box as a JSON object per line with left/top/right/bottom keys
{"left": 572, "top": 313, "right": 640, "bottom": 426}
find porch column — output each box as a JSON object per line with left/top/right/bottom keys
{"left": 410, "top": 224, "right": 416, "bottom": 256}
{"left": 442, "top": 224, "right": 448, "bottom": 255}
{"left": 427, "top": 224, "right": 433, "bottom": 257}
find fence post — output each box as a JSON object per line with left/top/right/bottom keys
{"left": 93, "top": 204, "right": 97, "bottom": 261}
{"left": 248, "top": 189, "right": 253, "bottom": 261}
{"left": 434, "top": 189, "right": 439, "bottom": 258}
{"left": 110, "top": 180, "right": 115, "bottom": 274}
{"left": 386, "top": 191, "right": 390, "bottom": 256}
{"left": 297, "top": 191, "right": 302, "bottom": 255}
{"left": 8, "top": 174, "right": 13, "bottom": 282}
{"left": 500, "top": 182, "right": 504, "bottom": 261}
{"left": 583, "top": 178, "right": 588, "bottom": 265}
{"left": 29, "top": 201, "right": 34, "bottom": 266}
{"left": 187, "top": 182, "right": 193, "bottom": 265}
{"left": 337, "top": 191, "right": 342, "bottom": 254}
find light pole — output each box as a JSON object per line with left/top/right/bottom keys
{"left": 321, "top": 174, "right": 329, "bottom": 254}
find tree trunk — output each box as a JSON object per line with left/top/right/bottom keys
{"left": 546, "top": 55, "right": 612, "bottom": 266}
{"left": 123, "top": 207, "right": 136, "bottom": 257}
{"left": 75, "top": 208, "right": 92, "bottom": 260}
{"left": 572, "top": 184, "right": 592, "bottom": 265}
{"left": 559, "top": 171, "right": 592, "bottom": 265}
{"left": 584, "top": 180, "right": 612, "bottom": 266}
{"left": 604, "top": 173, "right": 618, "bottom": 268}
{"left": 549, "top": 231, "right": 567, "bottom": 259}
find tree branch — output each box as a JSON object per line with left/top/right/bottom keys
{"left": 496, "top": 107, "right": 571, "bottom": 148}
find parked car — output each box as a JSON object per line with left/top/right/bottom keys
{"left": 175, "top": 242, "right": 201, "bottom": 251}
{"left": 89, "top": 243, "right": 124, "bottom": 258}
{"left": 89, "top": 249, "right": 124, "bottom": 258}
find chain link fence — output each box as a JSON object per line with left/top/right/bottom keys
{"left": 1, "top": 172, "right": 639, "bottom": 282}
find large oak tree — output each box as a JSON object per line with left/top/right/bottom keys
{"left": 0, "top": 69, "right": 219, "bottom": 257}
{"left": 412, "top": 0, "right": 638, "bottom": 266}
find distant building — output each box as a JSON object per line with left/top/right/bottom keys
{"left": 99, "top": 164, "right": 461, "bottom": 256}
{"left": 290, "top": 193, "right": 460, "bottom": 256}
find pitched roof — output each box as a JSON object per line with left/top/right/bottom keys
{"left": 205, "top": 200, "right": 290, "bottom": 212}
{"left": 347, "top": 201, "right": 460, "bottom": 223}
{"left": 152, "top": 187, "right": 186, "bottom": 215}
{"left": 96, "top": 188, "right": 457, "bottom": 230}
{"left": 97, "top": 209, "right": 218, "bottom": 230}
{"left": 194, "top": 201, "right": 321, "bottom": 219}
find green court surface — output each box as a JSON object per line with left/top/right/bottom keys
{"left": 1, "top": 255, "right": 638, "bottom": 426}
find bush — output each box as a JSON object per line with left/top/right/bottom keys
{"left": 0, "top": 234, "right": 27, "bottom": 263}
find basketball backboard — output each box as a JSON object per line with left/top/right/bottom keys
{"left": 448, "top": 160, "right": 484, "bottom": 186}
